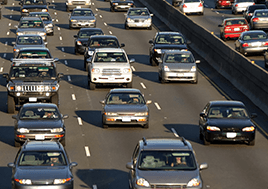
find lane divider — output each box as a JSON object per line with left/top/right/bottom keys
{"left": 7, "top": 31, "right": 10, "bottom": 35}
{"left": 140, "top": 82, "right": 146, "bottom": 89}
{"left": 67, "top": 75, "right": 71, "bottom": 81}
{"left": 59, "top": 36, "right": 62, "bottom": 40}
{"left": 171, "top": 128, "right": 179, "bottom": 137}
{"left": 78, "top": 117, "right": 83, "bottom": 125}
{"left": 64, "top": 60, "right": 68, "bottom": 65}
{"left": 0, "top": 67, "right": 3, "bottom": 72}
{"left": 154, "top": 102, "right": 161, "bottom": 110}
{"left": 109, "top": 31, "right": 112, "bottom": 34}
{"left": 72, "top": 94, "right": 76, "bottom": 100}
{"left": 85, "top": 146, "right": 90, "bottom": 156}
{"left": 131, "top": 66, "right": 135, "bottom": 71}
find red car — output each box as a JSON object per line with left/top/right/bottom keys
{"left": 218, "top": 18, "right": 249, "bottom": 41}
{"left": 215, "top": 0, "right": 234, "bottom": 9}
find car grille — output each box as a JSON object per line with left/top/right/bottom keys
{"left": 151, "top": 185, "right": 187, "bottom": 189}
{"left": 222, "top": 127, "right": 241, "bottom": 132}
{"left": 134, "top": 19, "right": 144, "bottom": 23}
{"left": 170, "top": 70, "right": 191, "bottom": 73}
{"left": 82, "top": 41, "right": 88, "bottom": 46}
{"left": 102, "top": 68, "right": 121, "bottom": 75}
{"left": 78, "top": 20, "right": 91, "bottom": 23}
{"left": 16, "top": 85, "right": 50, "bottom": 92}
{"left": 72, "top": 1, "right": 85, "bottom": 4}
{"left": 118, "top": 2, "right": 128, "bottom": 5}
{"left": 32, "top": 180, "right": 54, "bottom": 185}
{"left": 24, "top": 32, "right": 38, "bottom": 35}
{"left": 118, "top": 113, "right": 135, "bottom": 116}
{"left": 29, "top": 129, "right": 52, "bottom": 133}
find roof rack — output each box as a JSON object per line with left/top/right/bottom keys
{"left": 142, "top": 137, "right": 147, "bottom": 146}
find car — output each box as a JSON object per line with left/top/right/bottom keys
{"left": 199, "top": 100, "right": 257, "bottom": 145}
{"left": 66, "top": 0, "right": 91, "bottom": 12}
{"left": 16, "top": 16, "right": 47, "bottom": 42}
{"left": 218, "top": 18, "right": 249, "bottom": 41}
{"left": 19, "top": 0, "right": 50, "bottom": 17}
{"left": 172, "top": 0, "right": 182, "bottom": 6}
{"left": 28, "top": 12, "right": 54, "bottom": 35}
{"left": 87, "top": 48, "right": 134, "bottom": 90}
{"left": 13, "top": 47, "right": 57, "bottom": 60}
{"left": 158, "top": 50, "right": 200, "bottom": 84}
{"left": 100, "top": 88, "right": 151, "bottom": 129}
{"left": 110, "top": 0, "right": 134, "bottom": 12}
{"left": 215, "top": 0, "right": 234, "bottom": 9}
{"left": 124, "top": 8, "right": 153, "bottom": 30}
{"left": 149, "top": 32, "right": 189, "bottom": 66}
{"left": 7, "top": 140, "right": 77, "bottom": 189}
{"left": 3, "top": 58, "right": 63, "bottom": 113}
{"left": 234, "top": 30, "right": 268, "bottom": 55}
{"left": 179, "top": 0, "right": 204, "bottom": 15}
{"left": 84, "top": 35, "right": 125, "bottom": 70}
{"left": 232, "top": 0, "right": 255, "bottom": 15}
{"left": 12, "top": 35, "right": 47, "bottom": 58}
{"left": 12, "top": 103, "right": 68, "bottom": 147}
{"left": 74, "top": 28, "right": 103, "bottom": 55}
{"left": 69, "top": 8, "right": 96, "bottom": 29}
{"left": 0, "top": 0, "right": 7, "bottom": 5}
{"left": 126, "top": 137, "right": 208, "bottom": 189}
{"left": 243, "top": 4, "right": 267, "bottom": 23}
{"left": 250, "top": 9, "right": 268, "bottom": 29}
{"left": 263, "top": 49, "right": 268, "bottom": 67}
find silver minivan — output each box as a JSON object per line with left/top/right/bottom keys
{"left": 158, "top": 50, "right": 200, "bottom": 84}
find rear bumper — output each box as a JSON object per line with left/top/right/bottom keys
{"left": 251, "top": 23, "right": 268, "bottom": 29}
{"left": 162, "top": 71, "right": 197, "bottom": 81}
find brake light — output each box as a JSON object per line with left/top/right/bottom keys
{"left": 249, "top": 13, "right": 253, "bottom": 16}
{"left": 252, "top": 18, "right": 259, "bottom": 22}
{"left": 198, "top": 3, "right": 203, "bottom": 7}
{"left": 264, "top": 42, "right": 268, "bottom": 46}
{"left": 183, "top": 4, "right": 187, "bottom": 8}
{"left": 253, "top": 2, "right": 255, "bottom": 4}
{"left": 242, "top": 43, "right": 249, "bottom": 47}
{"left": 235, "top": 4, "right": 238, "bottom": 6}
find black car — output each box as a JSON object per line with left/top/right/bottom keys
{"left": 243, "top": 4, "right": 267, "bottom": 23}
{"left": 12, "top": 103, "right": 68, "bottom": 147}
{"left": 149, "top": 32, "right": 190, "bottom": 66}
{"left": 74, "top": 28, "right": 103, "bottom": 55}
{"left": 110, "top": 0, "right": 134, "bottom": 12}
{"left": 83, "top": 35, "right": 125, "bottom": 71}
{"left": 20, "top": 0, "right": 50, "bottom": 17}
{"left": 199, "top": 100, "right": 257, "bottom": 145}
{"left": 7, "top": 140, "right": 77, "bottom": 189}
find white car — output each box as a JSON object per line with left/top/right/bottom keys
{"left": 179, "top": 0, "right": 204, "bottom": 15}
{"left": 232, "top": 0, "right": 255, "bottom": 15}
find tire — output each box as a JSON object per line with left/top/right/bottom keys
{"left": 191, "top": 80, "right": 198, "bottom": 84}
{"left": 125, "top": 24, "right": 129, "bottom": 30}
{"left": 88, "top": 81, "right": 96, "bottom": 90}
{"left": 158, "top": 74, "right": 161, "bottom": 81}
{"left": 248, "top": 139, "right": 255, "bottom": 146}
{"left": 51, "top": 93, "right": 59, "bottom": 105}
{"left": 85, "top": 62, "right": 89, "bottom": 71}
{"left": 161, "top": 77, "right": 166, "bottom": 84}
{"left": 61, "top": 138, "right": 66, "bottom": 147}
{"left": 75, "top": 48, "right": 79, "bottom": 55}
{"left": 126, "top": 82, "right": 132, "bottom": 88}
{"left": 143, "top": 123, "right": 149, "bottom": 129}
{"left": 14, "top": 140, "right": 21, "bottom": 147}
{"left": 110, "top": 7, "right": 114, "bottom": 12}
{"left": 203, "top": 136, "right": 210, "bottom": 145}
{"left": 150, "top": 58, "right": 157, "bottom": 66}
{"left": 200, "top": 12, "right": 203, "bottom": 15}
{"left": 234, "top": 10, "right": 238, "bottom": 15}
{"left": 148, "top": 25, "right": 152, "bottom": 30}
{"left": 7, "top": 95, "right": 15, "bottom": 114}
{"left": 67, "top": 7, "right": 70, "bottom": 12}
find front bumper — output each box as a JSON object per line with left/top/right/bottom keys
{"left": 15, "top": 132, "right": 65, "bottom": 143}
{"left": 103, "top": 115, "right": 148, "bottom": 125}
{"left": 112, "top": 5, "right": 133, "bottom": 11}
{"left": 133, "top": 184, "right": 202, "bottom": 189}
{"left": 162, "top": 71, "right": 197, "bottom": 81}
{"left": 8, "top": 92, "right": 58, "bottom": 103}
{"left": 14, "top": 181, "right": 73, "bottom": 189}
{"left": 126, "top": 21, "right": 152, "bottom": 28}
{"left": 90, "top": 74, "right": 132, "bottom": 84}
{"left": 70, "top": 21, "right": 96, "bottom": 28}
{"left": 45, "top": 27, "right": 54, "bottom": 34}
{"left": 205, "top": 131, "right": 255, "bottom": 142}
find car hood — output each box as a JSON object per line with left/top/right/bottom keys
{"left": 154, "top": 44, "right": 188, "bottom": 50}
{"left": 136, "top": 169, "right": 199, "bottom": 184}
{"left": 17, "top": 119, "right": 63, "bottom": 129}
{"left": 22, "top": 5, "right": 48, "bottom": 9}
{"left": 70, "top": 16, "right": 95, "bottom": 20}
{"left": 14, "top": 44, "right": 46, "bottom": 49}
{"left": 113, "top": 0, "right": 133, "bottom": 3}
{"left": 104, "top": 104, "right": 148, "bottom": 112}
{"left": 208, "top": 118, "right": 253, "bottom": 128}
{"left": 17, "top": 28, "right": 46, "bottom": 33}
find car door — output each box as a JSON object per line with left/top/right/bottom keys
{"left": 129, "top": 144, "right": 140, "bottom": 188}
{"left": 199, "top": 103, "right": 210, "bottom": 134}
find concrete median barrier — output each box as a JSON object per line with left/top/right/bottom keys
{"left": 138, "top": 0, "right": 268, "bottom": 115}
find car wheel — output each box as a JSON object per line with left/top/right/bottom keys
{"left": 143, "top": 123, "right": 149, "bottom": 129}
{"left": 69, "top": 25, "right": 73, "bottom": 30}
{"left": 14, "top": 140, "right": 21, "bottom": 147}
{"left": 7, "top": 95, "right": 15, "bottom": 114}
{"left": 103, "top": 123, "right": 108, "bottom": 129}
{"left": 125, "top": 23, "right": 129, "bottom": 30}
{"left": 150, "top": 58, "right": 157, "bottom": 66}
{"left": 191, "top": 80, "right": 198, "bottom": 84}
{"left": 88, "top": 81, "right": 96, "bottom": 90}
{"left": 126, "top": 82, "right": 132, "bottom": 88}
{"left": 234, "top": 10, "right": 238, "bottom": 15}
{"left": 67, "top": 7, "right": 70, "bottom": 12}
{"left": 200, "top": 12, "right": 204, "bottom": 15}
{"left": 161, "top": 77, "right": 166, "bottom": 84}
{"left": 51, "top": 93, "right": 59, "bottom": 106}
{"left": 75, "top": 48, "right": 79, "bottom": 55}
{"left": 203, "top": 136, "right": 210, "bottom": 145}
{"left": 248, "top": 139, "right": 255, "bottom": 146}
{"left": 85, "top": 62, "right": 88, "bottom": 71}
{"left": 110, "top": 7, "right": 114, "bottom": 12}
{"left": 158, "top": 74, "right": 161, "bottom": 81}
{"left": 148, "top": 25, "right": 152, "bottom": 30}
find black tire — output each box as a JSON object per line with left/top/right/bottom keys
{"left": 125, "top": 24, "right": 129, "bottom": 30}
{"left": 248, "top": 139, "right": 255, "bottom": 146}
{"left": 75, "top": 48, "right": 79, "bottom": 55}
{"left": 7, "top": 95, "right": 15, "bottom": 114}
{"left": 158, "top": 74, "right": 161, "bottom": 81}
{"left": 51, "top": 93, "right": 59, "bottom": 105}
{"left": 61, "top": 138, "right": 66, "bottom": 147}
{"left": 148, "top": 25, "right": 152, "bottom": 30}
{"left": 126, "top": 82, "right": 132, "bottom": 88}
{"left": 150, "top": 58, "right": 157, "bottom": 66}
{"left": 203, "top": 136, "right": 210, "bottom": 145}
{"left": 66, "top": 7, "right": 70, "bottom": 12}
{"left": 143, "top": 123, "right": 149, "bottom": 129}
{"left": 50, "top": 32, "right": 54, "bottom": 36}
{"left": 199, "top": 132, "right": 203, "bottom": 140}
{"left": 88, "top": 81, "right": 96, "bottom": 90}
{"left": 14, "top": 140, "right": 21, "bottom": 147}
{"left": 161, "top": 77, "right": 166, "bottom": 84}
{"left": 200, "top": 12, "right": 204, "bottom": 15}
{"left": 69, "top": 25, "right": 73, "bottom": 30}
{"left": 103, "top": 123, "right": 108, "bottom": 129}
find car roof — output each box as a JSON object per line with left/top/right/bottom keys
{"left": 29, "top": 12, "right": 50, "bottom": 15}
{"left": 80, "top": 28, "right": 102, "bottom": 31}
{"left": 90, "top": 35, "right": 117, "bottom": 39}
{"left": 22, "top": 103, "right": 58, "bottom": 109}
{"left": 241, "top": 30, "right": 266, "bottom": 34}
{"left": 157, "top": 31, "right": 183, "bottom": 35}
{"left": 224, "top": 17, "right": 246, "bottom": 21}
{"left": 254, "top": 9, "right": 268, "bottom": 12}
{"left": 95, "top": 48, "right": 125, "bottom": 53}
{"left": 164, "top": 50, "right": 192, "bottom": 55}
{"left": 22, "top": 141, "right": 63, "bottom": 151}
{"left": 110, "top": 88, "right": 141, "bottom": 93}
{"left": 209, "top": 100, "right": 245, "bottom": 107}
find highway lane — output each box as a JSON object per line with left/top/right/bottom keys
{"left": 0, "top": 0, "right": 268, "bottom": 189}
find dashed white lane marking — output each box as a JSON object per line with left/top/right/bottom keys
{"left": 67, "top": 75, "right": 71, "bottom": 81}
{"left": 95, "top": 8, "right": 98, "bottom": 11}
{"left": 104, "top": 22, "right": 107, "bottom": 26}
{"left": 154, "top": 102, "right": 161, "bottom": 110}
{"left": 78, "top": 117, "right": 83, "bottom": 125}
{"left": 12, "top": 2, "right": 14, "bottom": 5}
{"left": 56, "top": 19, "right": 59, "bottom": 22}
{"left": 11, "top": 9, "right": 14, "bottom": 11}
{"left": 171, "top": 128, "right": 179, "bottom": 137}
{"left": 59, "top": 36, "right": 62, "bottom": 40}
{"left": 64, "top": 60, "right": 68, "bottom": 65}
{"left": 131, "top": 66, "right": 135, "bottom": 71}
{"left": 7, "top": 31, "right": 10, "bottom": 35}
{"left": 8, "top": 23, "right": 11, "bottom": 26}
{"left": 92, "top": 2, "right": 94, "bottom": 5}
{"left": 54, "top": 12, "right": 57, "bottom": 15}
{"left": 0, "top": 67, "right": 3, "bottom": 72}
{"left": 3, "top": 54, "right": 6, "bottom": 58}
{"left": 85, "top": 146, "right": 90, "bottom": 156}
{"left": 61, "top": 47, "right": 65, "bottom": 52}
{"left": 5, "top": 42, "right": 8, "bottom": 46}
{"left": 140, "top": 82, "right": 146, "bottom": 89}
{"left": 93, "top": 185, "right": 97, "bottom": 189}
{"left": 10, "top": 16, "right": 12, "bottom": 18}
{"left": 216, "top": 11, "right": 219, "bottom": 14}
{"left": 72, "top": 94, "right": 76, "bottom": 100}
{"left": 109, "top": 31, "right": 112, "bottom": 34}
{"left": 52, "top": 0, "right": 54, "bottom": 2}
{"left": 99, "top": 15, "right": 102, "bottom": 18}
{"left": 58, "top": 27, "right": 60, "bottom": 30}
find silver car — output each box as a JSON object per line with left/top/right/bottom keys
{"left": 158, "top": 50, "right": 200, "bottom": 84}
{"left": 179, "top": 0, "right": 204, "bottom": 15}
{"left": 29, "top": 12, "right": 54, "bottom": 35}
{"left": 250, "top": 9, "right": 268, "bottom": 30}
{"left": 69, "top": 8, "right": 96, "bottom": 29}
{"left": 100, "top": 88, "right": 151, "bottom": 129}
{"left": 232, "top": 0, "right": 255, "bottom": 15}
{"left": 125, "top": 8, "right": 153, "bottom": 30}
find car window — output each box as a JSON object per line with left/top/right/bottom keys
{"left": 78, "top": 30, "right": 103, "bottom": 38}
{"left": 243, "top": 33, "right": 267, "bottom": 40}
{"left": 255, "top": 11, "right": 268, "bottom": 17}
{"left": 17, "top": 36, "right": 43, "bottom": 45}
{"left": 225, "top": 19, "right": 247, "bottom": 25}
{"left": 128, "top": 9, "right": 149, "bottom": 16}
{"left": 17, "top": 50, "right": 51, "bottom": 59}
{"left": 90, "top": 38, "right": 119, "bottom": 48}
{"left": 24, "top": 0, "right": 45, "bottom": 5}
{"left": 19, "top": 20, "right": 44, "bottom": 28}
{"left": 164, "top": 53, "right": 194, "bottom": 63}
{"left": 155, "top": 34, "right": 185, "bottom": 44}
{"left": 19, "top": 107, "right": 60, "bottom": 119}
{"left": 10, "top": 66, "right": 56, "bottom": 79}
{"left": 106, "top": 93, "right": 145, "bottom": 105}
{"left": 138, "top": 151, "right": 197, "bottom": 170}
{"left": 208, "top": 106, "right": 249, "bottom": 118}
{"left": 94, "top": 52, "right": 127, "bottom": 62}
{"left": 72, "top": 10, "right": 93, "bottom": 16}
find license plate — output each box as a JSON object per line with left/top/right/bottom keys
{"left": 251, "top": 42, "right": 262, "bottom": 47}
{"left": 136, "top": 23, "right": 143, "bottom": 26}
{"left": 29, "top": 97, "right": 37, "bottom": 102}
{"left": 76, "top": 6, "right": 81, "bottom": 8}
{"left": 234, "top": 28, "right": 240, "bottom": 31}
{"left": 177, "top": 73, "right": 184, "bottom": 76}
{"left": 35, "top": 135, "right": 45, "bottom": 140}
{"left": 122, "top": 117, "right": 131, "bottom": 122}
{"left": 108, "top": 77, "right": 115, "bottom": 81}
{"left": 226, "top": 132, "right": 237, "bottom": 138}
{"left": 80, "top": 23, "right": 86, "bottom": 26}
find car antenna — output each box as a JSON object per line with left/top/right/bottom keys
{"left": 142, "top": 137, "right": 147, "bottom": 146}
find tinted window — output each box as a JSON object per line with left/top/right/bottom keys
{"left": 164, "top": 53, "right": 194, "bottom": 63}
{"left": 17, "top": 50, "right": 51, "bottom": 58}
{"left": 72, "top": 10, "right": 93, "bottom": 16}
{"left": 94, "top": 52, "right": 127, "bottom": 62}
{"left": 10, "top": 66, "right": 56, "bottom": 78}
{"left": 106, "top": 93, "right": 145, "bottom": 105}
{"left": 17, "top": 36, "right": 43, "bottom": 45}
{"left": 255, "top": 11, "right": 268, "bottom": 17}
{"left": 19, "top": 107, "right": 60, "bottom": 119}
{"left": 243, "top": 33, "right": 267, "bottom": 40}
{"left": 90, "top": 38, "right": 119, "bottom": 48}
{"left": 78, "top": 30, "right": 103, "bottom": 38}
{"left": 208, "top": 106, "right": 249, "bottom": 118}
{"left": 19, "top": 20, "right": 44, "bottom": 28}
{"left": 155, "top": 34, "right": 185, "bottom": 44}
{"left": 128, "top": 9, "right": 149, "bottom": 16}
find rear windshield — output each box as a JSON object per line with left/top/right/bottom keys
{"left": 78, "top": 30, "right": 103, "bottom": 38}
{"left": 17, "top": 36, "right": 43, "bottom": 45}
{"left": 255, "top": 11, "right": 268, "bottom": 17}
{"left": 225, "top": 19, "right": 247, "bottom": 25}
{"left": 94, "top": 52, "right": 127, "bottom": 62}
{"left": 17, "top": 50, "right": 51, "bottom": 59}
{"left": 19, "top": 20, "right": 44, "bottom": 28}
{"left": 155, "top": 34, "right": 185, "bottom": 44}
{"left": 243, "top": 33, "right": 267, "bottom": 40}
{"left": 164, "top": 53, "right": 195, "bottom": 63}
{"left": 90, "top": 38, "right": 119, "bottom": 48}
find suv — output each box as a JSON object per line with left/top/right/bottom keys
{"left": 19, "top": 0, "right": 50, "bottom": 17}
{"left": 7, "top": 140, "right": 77, "bottom": 189}
{"left": 3, "top": 59, "right": 63, "bottom": 113}
{"left": 66, "top": 0, "right": 91, "bottom": 12}
{"left": 126, "top": 137, "right": 208, "bottom": 189}
{"left": 87, "top": 48, "right": 134, "bottom": 90}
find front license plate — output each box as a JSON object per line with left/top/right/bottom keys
{"left": 108, "top": 77, "right": 115, "bottom": 81}
{"left": 80, "top": 23, "right": 86, "bottom": 26}
{"left": 35, "top": 135, "right": 45, "bottom": 140}
{"left": 29, "top": 97, "right": 37, "bottom": 102}
{"left": 177, "top": 73, "right": 184, "bottom": 76}
{"left": 76, "top": 6, "right": 81, "bottom": 8}
{"left": 122, "top": 117, "right": 131, "bottom": 122}
{"left": 226, "top": 132, "right": 237, "bottom": 138}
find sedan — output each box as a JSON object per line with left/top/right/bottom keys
{"left": 250, "top": 9, "right": 268, "bottom": 30}
{"left": 19, "top": 0, "right": 49, "bottom": 17}
{"left": 234, "top": 30, "right": 268, "bottom": 55}
{"left": 12, "top": 103, "right": 68, "bottom": 147}
{"left": 69, "top": 8, "right": 96, "bottom": 29}
{"left": 125, "top": 7, "right": 153, "bottom": 30}
{"left": 199, "top": 100, "right": 257, "bottom": 145}
{"left": 29, "top": 12, "right": 54, "bottom": 35}
{"left": 110, "top": 0, "right": 134, "bottom": 12}
{"left": 179, "top": 0, "right": 204, "bottom": 15}
{"left": 218, "top": 18, "right": 249, "bottom": 41}
{"left": 243, "top": 4, "right": 267, "bottom": 23}
{"left": 232, "top": 0, "right": 255, "bottom": 15}
{"left": 215, "top": 0, "right": 234, "bottom": 9}
{"left": 100, "top": 88, "right": 151, "bottom": 129}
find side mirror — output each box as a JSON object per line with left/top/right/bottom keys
{"left": 130, "top": 58, "right": 135, "bottom": 63}
{"left": 10, "top": 58, "right": 14, "bottom": 62}
{"left": 251, "top": 113, "right": 257, "bottom": 119}
{"left": 12, "top": 41, "right": 16, "bottom": 45}
{"left": 12, "top": 115, "right": 17, "bottom": 119}
{"left": 7, "top": 163, "right": 15, "bottom": 168}
{"left": 120, "top": 43, "right": 125, "bottom": 47}
{"left": 74, "top": 35, "right": 78, "bottom": 38}
{"left": 3, "top": 73, "right": 9, "bottom": 79}
{"left": 57, "top": 73, "right": 64, "bottom": 78}
{"left": 150, "top": 14, "right": 154, "bottom": 16}
{"left": 200, "top": 112, "right": 206, "bottom": 117}
{"left": 126, "top": 162, "right": 134, "bottom": 169}
{"left": 62, "top": 114, "right": 69, "bottom": 119}
{"left": 69, "top": 162, "right": 78, "bottom": 168}
{"left": 195, "top": 60, "right": 200, "bottom": 64}
{"left": 199, "top": 163, "right": 208, "bottom": 170}
{"left": 68, "top": 13, "right": 71, "bottom": 17}
{"left": 149, "top": 39, "right": 153, "bottom": 44}
{"left": 99, "top": 100, "right": 105, "bottom": 105}
{"left": 146, "top": 100, "right": 152, "bottom": 104}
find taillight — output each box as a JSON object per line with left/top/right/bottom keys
{"left": 252, "top": 18, "right": 259, "bottom": 22}
{"left": 242, "top": 43, "right": 249, "bottom": 47}
{"left": 183, "top": 4, "right": 187, "bottom": 8}
{"left": 249, "top": 13, "right": 253, "bottom": 16}
{"left": 264, "top": 42, "right": 268, "bottom": 46}
{"left": 253, "top": 2, "right": 255, "bottom": 4}
{"left": 198, "top": 3, "right": 203, "bottom": 7}
{"left": 235, "top": 4, "right": 238, "bottom": 6}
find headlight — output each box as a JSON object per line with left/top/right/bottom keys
{"left": 113, "top": 3, "right": 118, "bottom": 5}
{"left": 46, "top": 23, "right": 53, "bottom": 27}
{"left": 71, "top": 19, "right": 77, "bottom": 22}
{"left": 51, "top": 128, "right": 63, "bottom": 133}
{"left": 51, "top": 85, "right": 59, "bottom": 91}
{"left": 128, "top": 3, "right": 133, "bottom": 5}
{"left": 14, "top": 48, "right": 20, "bottom": 52}
{"left": 127, "top": 18, "right": 134, "bottom": 22}
{"left": 42, "top": 9, "right": 48, "bottom": 12}
{"left": 164, "top": 65, "right": 170, "bottom": 71}
{"left": 136, "top": 177, "right": 150, "bottom": 187}
{"left": 105, "top": 112, "right": 118, "bottom": 116}
{"left": 16, "top": 86, "right": 22, "bottom": 91}
{"left": 242, "top": 126, "right": 255, "bottom": 132}
{"left": 191, "top": 66, "right": 196, "bottom": 72}
{"left": 154, "top": 49, "right": 161, "bottom": 54}
{"left": 7, "top": 85, "right": 15, "bottom": 91}
{"left": 17, "top": 128, "right": 29, "bottom": 133}
{"left": 38, "top": 32, "right": 46, "bottom": 36}
{"left": 90, "top": 19, "right": 96, "bottom": 23}
{"left": 53, "top": 178, "right": 71, "bottom": 184}
{"left": 123, "top": 68, "right": 131, "bottom": 73}
{"left": 207, "top": 126, "right": 220, "bottom": 131}
{"left": 145, "top": 18, "right": 151, "bottom": 23}
{"left": 22, "top": 9, "right": 28, "bottom": 12}
{"left": 92, "top": 68, "right": 100, "bottom": 73}
{"left": 187, "top": 176, "right": 201, "bottom": 187}
{"left": 135, "top": 112, "right": 148, "bottom": 116}
{"left": 88, "top": 51, "right": 94, "bottom": 56}
{"left": 16, "top": 32, "right": 24, "bottom": 35}
{"left": 15, "top": 179, "right": 32, "bottom": 185}
{"left": 77, "top": 41, "right": 82, "bottom": 45}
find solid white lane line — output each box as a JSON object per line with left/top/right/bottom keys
{"left": 7, "top": 31, "right": 10, "bottom": 35}
{"left": 131, "top": 66, "right": 135, "bottom": 71}
{"left": 58, "top": 27, "right": 60, "bottom": 30}
{"left": 67, "top": 75, "right": 71, "bottom": 81}
{"left": 64, "top": 60, "right": 68, "bottom": 65}
{"left": 99, "top": 15, "right": 102, "bottom": 18}
{"left": 154, "top": 102, "right": 161, "bottom": 110}
{"left": 85, "top": 146, "right": 90, "bottom": 156}
{"left": 104, "top": 22, "right": 107, "bottom": 26}
{"left": 171, "top": 128, "right": 179, "bottom": 137}
{"left": 93, "top": 185, "right": 97, "bottom": 189}
{"left": 0, "top": 67, "right": 3, "bottom": 72}
{"left": 8, "top": 23, "right": 11, "bottom": 26}
{"left": 3, "top": 53, "right": 6, "bottom": 58}
{"left": 109, "top": 31, "right": 112, "bottom": 34}
{"left": 59, "top": 36, "right": 62, "bottom": 40}
{"left": 140, "top": 82, "right": 146, "bottom": 89}
{"left": 72, "top": 94, "right": 76, "bottom": 100}
{"left": 61, "top": 47, "right": 65, "bottom": 52}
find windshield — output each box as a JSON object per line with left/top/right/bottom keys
{"left": 164, "top": 53, "right": 194, "bottom": 63}
{"left": 17, "top": 50, "right": 51, "bottom": 59}
{"left": 225, "top": 19, "right": 247, "bottom": 25}
{"left": 29, "top": 14, "right": 51, "bottom": 21}
{"left": 24, "top": 0, "right": 45, "bottom": 5}
{"left": 94, "top": 52, "right": 127, "bottom": 62}
{"left": 255, "top": 11, "right": 268, "bottom": 17}
{"left": 78, "top": 30, "right": 103, "bottom": 38}
{"left": 10, "top": 66, "right": 56, "bottom": 78}
{"left": 72, "top": 10, "right": 93, "bottom": 16}
{"left": 19, "top": 107, "right": 60, "bottom": 119}
{"left": 19, "top": 20, "right": 44, "bottom": 28}
{"left": 19, "top": 151, "right": 66, "bottom": 166}
{"left": 138, "top": 151, "right": 197, "bottom": 170}
{"left": 243, "top": 33, "right": 267, "bottom": 40}
{"left": 208, "top": 106, "right": 249, "bottom": 118}
{"left": 90, "top": 38, "right": 119, "bottom": 48}
{"left": 106, "top": 93, "right": 145, "bottom": 105}
{"left": 155, "top": 34, "right": 185, "bottom": 44}
{"left": 128, "top": 9, "right": 149, "bottom": 16}
{"left": 17, "top": 36, "right": 43, "bottom": 45}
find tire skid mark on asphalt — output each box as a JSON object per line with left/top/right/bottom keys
{"left": 154, "top": 102, "right": 161, "bottom": 110}
{"left": 85, "top": 146, "right": 90, "bottom": 156}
